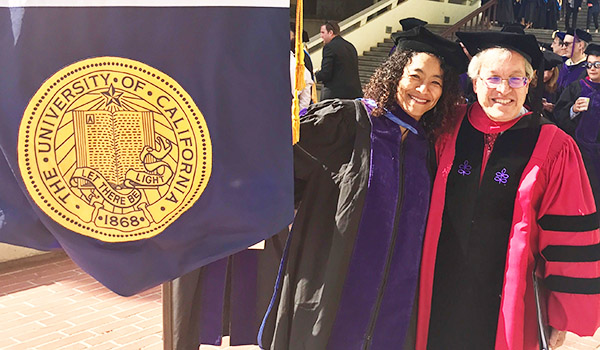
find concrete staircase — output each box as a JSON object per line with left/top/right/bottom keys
{"left": 358, "top": 37, "right": 395, "bottom": 86}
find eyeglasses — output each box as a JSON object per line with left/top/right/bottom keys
{"left": 586, "top": 61, "right": 600, "bottom": 69}
{"left": 478, "top": 76, "right": 529, "bottom": 89}
{"left": 560, "top": 41, "right": 574, "bottom": 47}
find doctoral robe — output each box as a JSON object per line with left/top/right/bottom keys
{"left": 416, "top": 103, "right": 600, "bottom": 350}
{"left": 555, "top": 77, "right": 600, "bottom": 215}
{"left": 497, "top": 0, "right": 516, "bottom": 24}
{"left": 545, "top": 0, "right": 560, "bottom": 30}
{"left": 260, "top": 99, "right": 433, "bottom": 350}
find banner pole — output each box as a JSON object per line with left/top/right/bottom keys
{"left": 162, "top": 281, "right": 174, "bottom": 350}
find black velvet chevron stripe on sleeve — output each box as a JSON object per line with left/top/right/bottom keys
{"left": 542, "top": 243, "right": 600, "bottom": 262}
{"left": 544, "top": 275, "right": 600, "bottom": 294}
{"left": 538, "top": 213, "right": 599, "bottom": 232}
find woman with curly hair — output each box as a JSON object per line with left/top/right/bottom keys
{"left": 259, "top": 27, "right": 468, "bottom": 350}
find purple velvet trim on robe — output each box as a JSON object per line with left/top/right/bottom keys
{"left": 230, "top": 249, "right": 259, "bottom": 345}
{"left": 575, "top": 79, "right": 600, "bottom": 186}
{"left": 575, "top": 79, "right": 600, "bottom": 143}
{"left": 370, "top": 122, "right": 431, "bottom": 349}
{"left": 557, "top": 62, "right": 587, "bottom": 91}
{"left": 327, "top": 106, "right": 431, "bottom": 349}
{"left": 459, "top": 72, "right": 473, "bottom": 100}
{"left": 198, "top": 258, "right": 228, "bottom": 345}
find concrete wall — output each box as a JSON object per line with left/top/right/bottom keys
{"left": 0, "top": 243, "right": 45, "bottom": 263}
{"left": 309, "top": 0, "right": 479, "bottom": 70}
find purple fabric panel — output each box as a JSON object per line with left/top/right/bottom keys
{"left": 229, "top": 249, "right": 259, "bottom": 345}
{"left": 459, "top": 73, "right": 471, "bottom": 94}
{"left": 370, "top": 131, "right": 430, "bottom": 349}
{"left": 575, "top": 80, "right": 600, "bottom": 181}
{"left": 576, "top": 80, "right": 600, "bottom": 143}
{"left": 327, "top": 114, "right": 402, "bottom": 349}
{"left": 198, "top": 258, "right": 228, "bottom": 346}
{"left": 558, "top": 63, "right": 587, "bottom": 90}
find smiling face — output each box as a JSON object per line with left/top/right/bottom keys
{"left": 472, "top": 49, "right": 530, "bottom": 122}
{"left": 395, "top": 52, "right": 444, "bottom": 121}
{"left": 587, "top": 55, "right": 600, "bottom": 83}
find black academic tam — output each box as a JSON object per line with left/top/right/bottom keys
{"left": 456, "top": 31, "right": 543, "bottom": 68}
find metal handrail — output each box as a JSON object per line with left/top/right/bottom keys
{"left": 306, "top": 0, "right": 405, "bottom": 53}
{"left": 441, "top": 0, "right": 498, "bottom": 40}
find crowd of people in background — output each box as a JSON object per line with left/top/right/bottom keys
{"left": 484, "top": 0, "right": 600, "bottom": 31}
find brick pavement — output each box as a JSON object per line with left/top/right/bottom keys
{"left": 0, "top": 253, "right": 597, "bottom": 349}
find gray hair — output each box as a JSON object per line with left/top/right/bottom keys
{"left": 467, "top": 47, "right": 534, "bottom": 80}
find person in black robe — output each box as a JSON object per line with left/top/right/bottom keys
{"left": 532, "top": 0, "right": 547, "bottom": 28}
{"left": 556, "top": 28, "right": 592, "bottom": 97}
{"left": 497, "top": 0, "right": 516, "bottom": 25}
{"left": 541, "top": 50, "right": 564, "bottom": 122}
{"left": 565, "top": 0, "right": 583, "bottom": 29}
{"left": 259, "top": 27, "right": 468, "bottom": 350}
{"left": 554, "top": 43, "right": 600, "bottom": 209}
{"left": 546, "top": 0, "right": 560, "bottom": 30}
{"left": 587, "top": 0, "right": 600, "bottom": 32}
{"left": 518, "top": 0, "right": 536, "bottom": 27}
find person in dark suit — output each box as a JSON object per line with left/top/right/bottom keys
{"left": 565, "top": 0, "right": 583, "bottom": 30}
{"left": 315, "top": 21, "right": 362, "bottom": 100}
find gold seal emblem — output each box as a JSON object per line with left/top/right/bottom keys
{"left": 18, "top": 57, "right": 212, "bottom": 242}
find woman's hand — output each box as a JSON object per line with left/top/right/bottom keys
{"left": 549, "top": 327, "right": 567, "bottom": 349}
{"left": 542, "top": 100, "right": 555, "bottom": 113}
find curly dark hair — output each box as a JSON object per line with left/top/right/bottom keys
{"left": 363, "top": 50, "right": 462, "bottom": 140}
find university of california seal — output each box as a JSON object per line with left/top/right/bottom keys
{"left": 18, "top": 57, "right": 212, "bottom": 242}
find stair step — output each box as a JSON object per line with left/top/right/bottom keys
{"left": 358, "top": 60, "right": 383, "bottom": 67}
{"left": 359, "top": 54, "right": 387, "bottom": 62}
{"left": 377, "top": 41, "right": 395, "bottom": 48}
{"left": 369, "top": 46, "right": 393, "bottom": 53}
{"left": 363, "top": 50, "right": 388, "bottom": 57}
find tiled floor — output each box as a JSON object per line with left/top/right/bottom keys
{"left": 0, "top": 253, "right": 598, "bottom": 350}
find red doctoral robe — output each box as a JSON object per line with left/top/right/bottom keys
{"left": 416, "top": 103, "right": 600, "bottom": 350}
